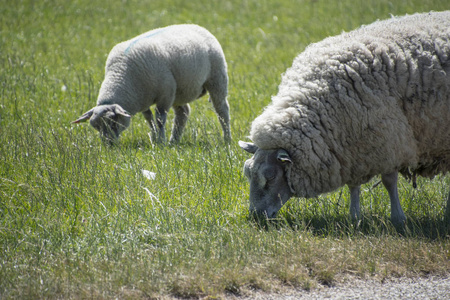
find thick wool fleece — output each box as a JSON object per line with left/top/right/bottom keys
{"left": 98, "top": 24, "right": 228, "bottom": 115}
{"left": 250, "top": 11, "right": 450, "bottom": 198}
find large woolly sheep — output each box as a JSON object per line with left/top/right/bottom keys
{"left": 239, "top": 11, "right": 450, "bottom": 227}
{"left": 73, "top": 24, "right": 231, "bottom": 144}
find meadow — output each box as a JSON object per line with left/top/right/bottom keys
{"left": 1, "top": 0, "right": 449, "bottom": 298}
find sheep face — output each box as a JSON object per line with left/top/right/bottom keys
{"left": 239, "top": 141, "right": 294, "bottom": 218}
{"left": 73, "top": 104, "right": 131, "bottom": 143}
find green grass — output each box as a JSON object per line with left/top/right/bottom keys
{"left": 1, "top": 0, "right": 449, "bottom": 298}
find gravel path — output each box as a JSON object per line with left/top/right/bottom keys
{"left": 235, "top": 276, "right": 450, "bottom": 299}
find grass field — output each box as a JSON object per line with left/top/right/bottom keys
{"left": 1, "top": 0, "right": 450, "bottom": 298}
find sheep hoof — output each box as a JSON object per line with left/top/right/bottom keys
{"left": 391, "top": 215, "right": 407, "bottom": 233}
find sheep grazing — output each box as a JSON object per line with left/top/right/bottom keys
{"left": 73, "top": 24, "right": 231, "bottom": 144}
{"left": 240, "top": 11, "right": 450, "bottom": 227}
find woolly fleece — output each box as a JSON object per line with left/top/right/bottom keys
{"left": 75, "top": 24, "right": 230, "bottom": 143}
{"left": 250, "top": 11, "right": 450, "bottom": 198}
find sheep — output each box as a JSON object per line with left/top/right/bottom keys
{"left": 73, "top": 24, "right": 231, "bottom": 144}
{"left": 239, "top": 11, "right": 450, "bottom": 227}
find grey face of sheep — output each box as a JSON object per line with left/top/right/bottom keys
{"left": 72, "top": 104, "right": 131, "bottom": 143}
{"left": 239, "top": 141, "right": 294, "bottom": 218}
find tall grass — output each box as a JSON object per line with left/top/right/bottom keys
{"left": 1, "top": 0, "right": 449, "bottom": 298}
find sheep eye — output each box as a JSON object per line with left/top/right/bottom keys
{"left": 263, "top": 169, "right": 276, "bottom": 182}
{"left": 262, "top": 174, "right": 276, "bottom": 190}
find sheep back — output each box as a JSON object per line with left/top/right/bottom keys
{"left": 96, "top": 24, "right": 228, "bottom": 115}
{"left": 250, "top": 11, "right": 450, "bottom": 198}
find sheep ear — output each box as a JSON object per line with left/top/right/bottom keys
{"left": 72, "top": 109, "right": 94, "bottom": 123}
{"left": 277, "top": 149, "right": 292, "bottom": 163}
{"left": 113, "top": 105, "right": 131, "bottom": 118}
{"left": 239, "top": 141, "right": 258, "bottom": 154}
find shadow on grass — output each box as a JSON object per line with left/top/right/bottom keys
{"left": 249, "top": 212, "right": 450, "bottom": 240}
{"left": 119, "top": 136, "right": 220, "bottom": 153}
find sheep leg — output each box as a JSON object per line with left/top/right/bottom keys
{"left": 205, "top": 82, "right": 231, "bottom": 142}
{"left": 170, "top": 104, "right": 190, "bottom": 144}
{"left": 142, "top": 109, "right": 157, "bottom": 142}
{"left": 445, "top": 191, "right": 450, "bottom": 225}
{"left": 211, "top": 97, "right": 231, "bottom": 142}
{"left": 155, "top": 106, "right": 168, "bottom": 143}
{"left": 381, "top": 171, "right": 406, "bottom": 227}
{"left": 348, "top": 184, "right": 361, "bottom": 221}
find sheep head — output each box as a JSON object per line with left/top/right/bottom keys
{"left": 239, "top": 141, "right": 294, "bottom": 218}
{"left": 72, "top": 104, "right": 131, "bottom": 143}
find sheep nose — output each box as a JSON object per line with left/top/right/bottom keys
{"left": 249, "top": 209, "right": 276, "bottom": 220}
{"left": 101, "top": 135, "right": 118, "bottom": 146}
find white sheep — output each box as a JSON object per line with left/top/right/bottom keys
{"left": 73, "top": 24, "right": 231, "bottom": 144}
{"left": 239, "top": 11, "right": 450, "bottom": 227}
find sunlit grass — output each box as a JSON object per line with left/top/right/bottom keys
{"left": 1, "top": 0, "right": 449, "bottom": 298}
